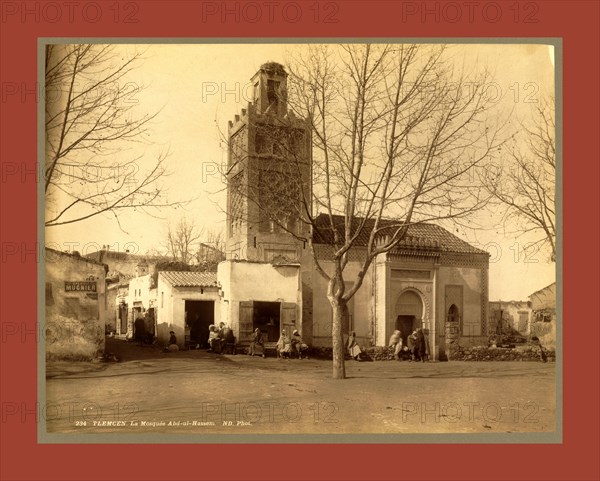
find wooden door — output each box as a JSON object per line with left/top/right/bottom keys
{"left": 281, "top": 302, "right": 297, "bottom": 335}
{"left": 238, "top": 301, "right": 254, "bottom": 343}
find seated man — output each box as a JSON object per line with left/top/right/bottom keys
{"left": 276, "top": 329, "right": 292, "bottom": 359}
{"left": 166, "top": 330, "right": 179, "bottom": 352}
{"left": 290, "top": 329, "right": 309, "bottom": 359}
{"left": 219, "top": 325, "right": 236, "bottom": 354}
{"left": 207, "top": 324, "right": 222, "bottom": 353}
{"left": 398, "top": 345, "right": 412, "bottom": 361}
{"left": 347, "top": 331, "right": 362, "bottom": 360}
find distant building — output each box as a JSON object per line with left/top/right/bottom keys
{"left": 529, "top": 282, "right": 557, "bottom": 346}
{"left": 529, "top": 282, "right": 556, "bottom": 322}
{"left": 84, "top": 249, "right": 173, "bottom": 278}
{"left": 127, "top": 267, "right": 157, "bottom": 341}
{"left": 106, "top": 279, "right": 130, "bottom": 335}
{"left": 488, "top": 300, "right": 532, "bottom": 336}
{"left": 195, "top": 242, "right": 226, "bottom": 269}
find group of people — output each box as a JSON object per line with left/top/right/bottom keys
{"left": 170, "top": 323, "right": 430, "bottom": 362}
{"left": 389, "top": 327, "right": 430, "bottom": 362}
{"left": 276, "top": 329, "right": 309, "bottom": 359}
{"left": 208, "top": 322, "right": 236, "bottom": 354}
{"left": 247, "top": 328, "right": 309, "bottom": 359}
{"left": 346, "top": 328, "right": 431, "bottom": 362}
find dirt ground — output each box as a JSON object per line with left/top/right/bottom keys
{"left": 44, "top": 338, "right": 557, "bottom": 436}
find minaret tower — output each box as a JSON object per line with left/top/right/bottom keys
{"left": 226, "top": 62, "right": 312, "bottom": 263}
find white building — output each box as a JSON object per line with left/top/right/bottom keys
{"left": 156, "top": 271, "right": 221, "bottom": 347}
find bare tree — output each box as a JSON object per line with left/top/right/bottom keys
{"left": 164, "top": 217, "right": 203, "bottom": 265}
{"left": 483, "top": 98, "right": 556, "bottom": 261}
{"left": 45, "top": 44, "right": 181, "bottom": 228}
{"left": 229, "top": 45, "right": 507, "bottom": 379}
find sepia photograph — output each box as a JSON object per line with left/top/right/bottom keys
{"left": 40, "top": 41, "right": 559, "bottom": 441}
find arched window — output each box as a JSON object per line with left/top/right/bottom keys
{"left": 447, "top": 304, "right": 460, "bottom": 322}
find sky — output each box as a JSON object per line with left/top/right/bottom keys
{"left": 44, "top": 42, "right": 556, "bottom": 301}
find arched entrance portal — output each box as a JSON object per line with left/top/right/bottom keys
{"left": 395, "top": 290, "right": 423, "bottom": 345}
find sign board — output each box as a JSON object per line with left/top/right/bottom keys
{"left": 64, "top": 281, "right": 97, "bottom": 293}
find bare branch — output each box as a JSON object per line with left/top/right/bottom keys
{"left": 45, "top": 44, "right": 185, "bottom": 228}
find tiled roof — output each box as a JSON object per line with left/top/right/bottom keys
{"left": 529, "top": 282, "right": 556, "bottom": 298}
{"left": 312, "top": 214, "right": 487, "bottom": 255}
{"left": 159, "top": 271, "right": 219, "bottom": 287}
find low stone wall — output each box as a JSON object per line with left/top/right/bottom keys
{"left": 453, "top": 345, "right": 556, "bottom": 362}
{"left": 364, "top": 347, "right": 402, "bottom": 361}
{"left": 310, "top": 346, "right": 416, "bottom": 361}
{"left": 308, "top": 345, "right": 555, "bottom": 362}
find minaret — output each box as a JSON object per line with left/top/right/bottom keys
{"left": 250, "top": 62, "right": 288, "bottom": 116}
{"left": 225, "top": 62, "right": 311, "bottom": 263}
{"left": 135, "top": 259, "right": 148, "bottom": 277}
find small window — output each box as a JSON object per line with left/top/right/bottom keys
{"left": 267, "top": 80, "right": 279, "bottom": 109}
{"left": 255, "top": 133, "right": 267, "bottom": 154}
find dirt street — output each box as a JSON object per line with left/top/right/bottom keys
{"left": 45, "top": 340, "right": 556, "bottom": 436}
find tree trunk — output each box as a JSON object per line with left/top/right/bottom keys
{"left": 330, "top": 298, "right": 346, "bottom": 379}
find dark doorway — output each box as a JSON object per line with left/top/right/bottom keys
{"left": 134, "top": 309, "right": 145, "bottom": 344}
{"left": 396, "top": 315, "right": 417, "bottom": 345}
{"left": 119, "top": 303, "right": 128, "bottom": 334}
{"left": 145, "top": 308, "right": 156, "bottom": 342}
{"left": 185, "top": 300, "right": 214, "bottom": 348}
{"left": 253, "top": 301, "right": 280, "bottom": 342}
{"left": 133, "top": 306, "right": 143, "bottom": 340}
{"left": 395, "top": 290, "right": 423, "bottom": 344}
